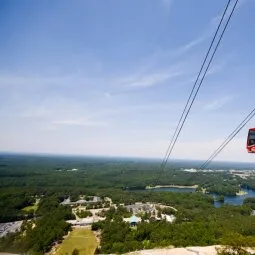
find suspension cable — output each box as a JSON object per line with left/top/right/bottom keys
{"left": 154, "top": 0, "right": 240, "bottom": 185}
{"left": 199, "top": 107, "right": 255, "bottom": 170}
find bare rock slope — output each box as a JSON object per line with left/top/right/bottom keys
{"left": 126, "top": 246, "right": 220, "bottom": 255}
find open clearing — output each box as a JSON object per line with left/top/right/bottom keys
{"left": 54, "top": 228, "right": 97, "bottom": 255}
{"left": 22, "top": 199, "right": 40, "bottom": 212}
{"left": 22, "top": 204, "right": 38, "bottom": 212}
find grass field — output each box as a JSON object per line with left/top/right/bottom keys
{"left": 22, "top": 204, "right": 38, "bottom": 212}
{"left": 54, "top": 228, "right": 98, "bottom": 255}
{"left": 22, "top": 199, "right": 40, "bottom": 212}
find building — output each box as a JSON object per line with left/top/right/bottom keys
{"left": 61, "top": 196, "right": 102, "bottom": 206}
{"left": 125, "top": 203, "right": 154, "bottom": 214}
{"left": 66, "top": 216, "right": 105, "bottom": 226}
{"left": 129, "top": 215, "right": 141, "bottom": 227}
{"left": 162, "top": 214, "right": 176, "bottom": 223}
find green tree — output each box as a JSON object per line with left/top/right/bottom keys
{"left": 72, "top": 248, "right": 79, "bottom": 255}
{"left": 217, "top": 232, "right": 255, "bottom": 255}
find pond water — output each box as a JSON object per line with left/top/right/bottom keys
{"left": 149, "top": 187, "right": 255, "bottom": 207}
{"left": 213, "top": 188, "right": 255, "bottom": 208}
{"left": 151, "top": 187, "right": 196, "bottom": 193}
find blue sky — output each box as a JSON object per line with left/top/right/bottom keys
{"left": 0, "top": 0, "right": 255, "bottom": 162}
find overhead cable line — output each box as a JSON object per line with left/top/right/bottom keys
{"left": 154, "top": 0, "right": 239, "bottom": 185}
{"left": 157, "top": 0, "right": 232, "bottom": 176}
{"left": 199, "top": 106, "right": 255, "bottom": 170}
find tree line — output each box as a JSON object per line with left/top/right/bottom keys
{"left": 92, "top": 206, "right": 255, "bottom": 254}
{"left": 0, "top": 197, "right": 74, "bottom": 254}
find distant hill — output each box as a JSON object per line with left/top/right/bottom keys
{"left": 0, "top": 152, "right": 254, "bottom": 170}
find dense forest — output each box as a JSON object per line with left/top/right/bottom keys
{"left": 0, "top": 154, "right": 255, "bottom": 222}
{"left": 0, "top": 197, "right": 73, "bottom": 254}
{"left": 0, "top": 154, "right": 254, "bottom": 254}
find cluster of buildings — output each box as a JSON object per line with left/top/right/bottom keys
{"left": 61, "top": 196, "right": 102, "bottom": 206}
{"left": 62, "top": 196, "right": 176, "bottom": 227}
{"left": 66, "top": 201, "right": 176, "bottom": 227}
{"left": 124, "top": 202, "right": 176, "bottom": 225}
{"left": 66, "top": 217, "right": 105, "bottom": 226}
{"left": 229, "top": 169, "right": 255, "bottom": 179}
{"left": 125, "top": 203, "right": 154, "bottom": 214}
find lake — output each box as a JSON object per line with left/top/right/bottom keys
{"left": 150, "top": 187, "right": 255, "bottom": 207}
{"left": 213, "top": 188, "right": 255, "bottom": 207}
{"left": 151, "top": 187, "right": 196, "bottom": 193}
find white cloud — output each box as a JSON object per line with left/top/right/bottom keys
{"left": 21, "top": 105, "right": 50, "bottom": 118}
{"left": 40, "top": 125, "right": 58, "bottom": 131}
{"left": 145, "top": 36, "right": 207, "bottom": 68}
{"left": 114, "top": 63, "right": 185, "bottom": 90}
{"left": 0, "top": 74, "right": 72, "bottom": 88}
{"left": 171, "top": 137, "right": 249, "bottom": 162}
{"left": 160, "top": 0, "right": 245, "bottom": 61}
{"left": 17, "top": 95, "right": 111, "bottom": 132}
{"left": 203, "top": 95, "right": 235, "bottom": 111}
{"left": 104, "top": 92, "right": 112, "bottom": 98}
{"left": 120, "top": 102, "right": 180, "bottom": 112}
{"left": 52, "top": 119, "right": 108, "bottom": 127}
{"left": 210, "top": 0, "right": 246, "bottom": 26}
{"left": 206, "top": 63, "right": 226, "bottom": 76}
{"left": 178, "top": 36, "right": 208, "bottom": 54}
{"left": 161, "top": 0, "right": 173, "bottom": 8}
{"left": 129, "top": 71, "right": 181, "bottom": 88}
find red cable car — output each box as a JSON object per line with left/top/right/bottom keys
{"left": 247, "top": 128, "right": 255, "bottom": 153}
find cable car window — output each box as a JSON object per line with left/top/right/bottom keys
{"left": 248, "top": 131, "right": 255, "bottom": 140}
{"left": 248, "top": 137, "right": 255, "bottom": 145}
{"left": 248, "top": 140, "right": 255, "bottom": 146}
{"left": 247, "top": 129, "right": 255, "bottom": 149}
